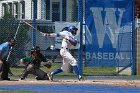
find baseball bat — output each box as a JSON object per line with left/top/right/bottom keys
{"left": 22, "top": 20, "right": 50, "bottom": 36}
{"left": 22, "top": 20, "right": 38, "bottom": 31}
{"left": 6, "top": 20, "right": 22, "bottom": 62}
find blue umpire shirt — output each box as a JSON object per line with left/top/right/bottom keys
{"left": 0, "top": 42, "right": 11, "bottom": 60}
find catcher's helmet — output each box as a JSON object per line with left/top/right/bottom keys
{"left": 31, "top": 47, "right": 37, "bottom": 55}
{"left": 68, "top": 25, "right": 78, "bottom": 32}
{"left": 36, "top": 46, "right": 40, "bottom": 53}
{"left": 31, "top": 47, "right": 36, "bottom": 52}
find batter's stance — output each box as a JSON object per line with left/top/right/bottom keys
{"left": 42, "top": 25, "right": 83, "bottom": 81}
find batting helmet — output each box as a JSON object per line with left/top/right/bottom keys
{"left": 61, "top": 27, "right": 69, "bottom": 31}
{"left": 68, "top": 26, "right": 78, "bottom": 32}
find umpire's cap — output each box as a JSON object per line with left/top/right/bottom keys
{"left": 68, "top": 25, "right": 78, "bottom": 32}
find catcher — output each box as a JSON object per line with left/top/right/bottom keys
{"left": 19, "top": 46, "right": 52, "bottom": 80}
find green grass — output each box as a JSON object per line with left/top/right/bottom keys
{"left": 10, "top": 63, "right": 140, "bottom": 78}
{"left": 83, "top": 67, "right": 117, "bottom": 76}
{"left": 0, "top": 62, "right": 138, "bottom": 82}
{"left": 9, "top": 63, "right": 117, "bottom": 77}
{"left": 6, "top": 63, "right": 140, "bottom": 79}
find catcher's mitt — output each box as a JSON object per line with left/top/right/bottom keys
{"left": 43, "top": 61, "right": 52, "bottom": 68}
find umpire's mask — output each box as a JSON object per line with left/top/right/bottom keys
{"left": 9, "top": 38, "right": 16, "bottom": 46}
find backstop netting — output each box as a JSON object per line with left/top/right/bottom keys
{"left": 0, "top": 0, "right": 135, "bottom": 79}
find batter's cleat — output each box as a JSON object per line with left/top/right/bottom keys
{"left": 78, "top": 76, "right": 84, "bottom": 81}
{"left": 47, "top": 73, "right": 53, "bottom": 81}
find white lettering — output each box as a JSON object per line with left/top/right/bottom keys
{"left": 92, "top": 53, "right": 97, "bottom": 59}
{"left": 103, "top": 53, "right": 108, "bottom": 60}
{"left": 109, "top": 53, "right": 114, "bottom": 60}
{"left": 90, "top": 7, "right": 125, "bottom": 48}
{"left": 86, "top": 52, "right": 91, "bottom": 60}
{"left": 115, "top": 53, "right": 120, "bottom": 59}
{"left": 85, "top": 52, "right": 130, "bottom": 60}
{"left": 97, "top": 52, "right": 102, "bottom": 59}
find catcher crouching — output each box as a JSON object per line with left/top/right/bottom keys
{"left": 19, "top": 46, "right": 52, "bottom": 80}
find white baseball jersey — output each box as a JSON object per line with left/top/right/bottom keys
{"left": 56, "top": 30, "right": 77, "bottom": 49}
{"left": 56, "top": 30, "right": 78, "bottom": 72}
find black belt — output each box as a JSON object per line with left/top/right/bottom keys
{"left": 61, "top": 47, "right": 68, "bottom": 49}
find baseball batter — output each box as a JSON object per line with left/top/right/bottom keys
{"left": 42, "top": 25, "right": 83, "bottom": 81}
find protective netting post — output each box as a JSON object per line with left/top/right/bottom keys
{"left": 78, "top": 0, "right": 83, "bottom": 75}
{"left": 33, "top": 0, "right": 37, "bottom": 47}
{"left": 131, "top": 0, "right": 135, "bottom": 75}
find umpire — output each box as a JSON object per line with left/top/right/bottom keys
{"left": 0, "top": 38, "right": 16, "bottom": 80}
{"left": 20, "top": 46, "right": 52, "bottom": 80}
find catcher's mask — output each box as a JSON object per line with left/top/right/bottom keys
{"left": 31, "top": 47, "right": 37, "bottom": 54}
{"left": 36, "top": 46, "right": 40, "bottom": 53}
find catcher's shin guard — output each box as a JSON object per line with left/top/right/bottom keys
{"left": 20, "top": 69, "right": 29, "bottom": 80}
{"left": 35, "top": 69, "right": 49, "bottom": 80}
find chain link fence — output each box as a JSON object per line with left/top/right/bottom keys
{"left": 0, "top": 0, "right": 133, "bottom": 80}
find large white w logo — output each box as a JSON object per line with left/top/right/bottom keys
{"left": 90, "top": 7, "right": 125, "bottom": 48}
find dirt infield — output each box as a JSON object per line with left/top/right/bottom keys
{"left": 0, "top": 78, "right": 140, "bottom": 87}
